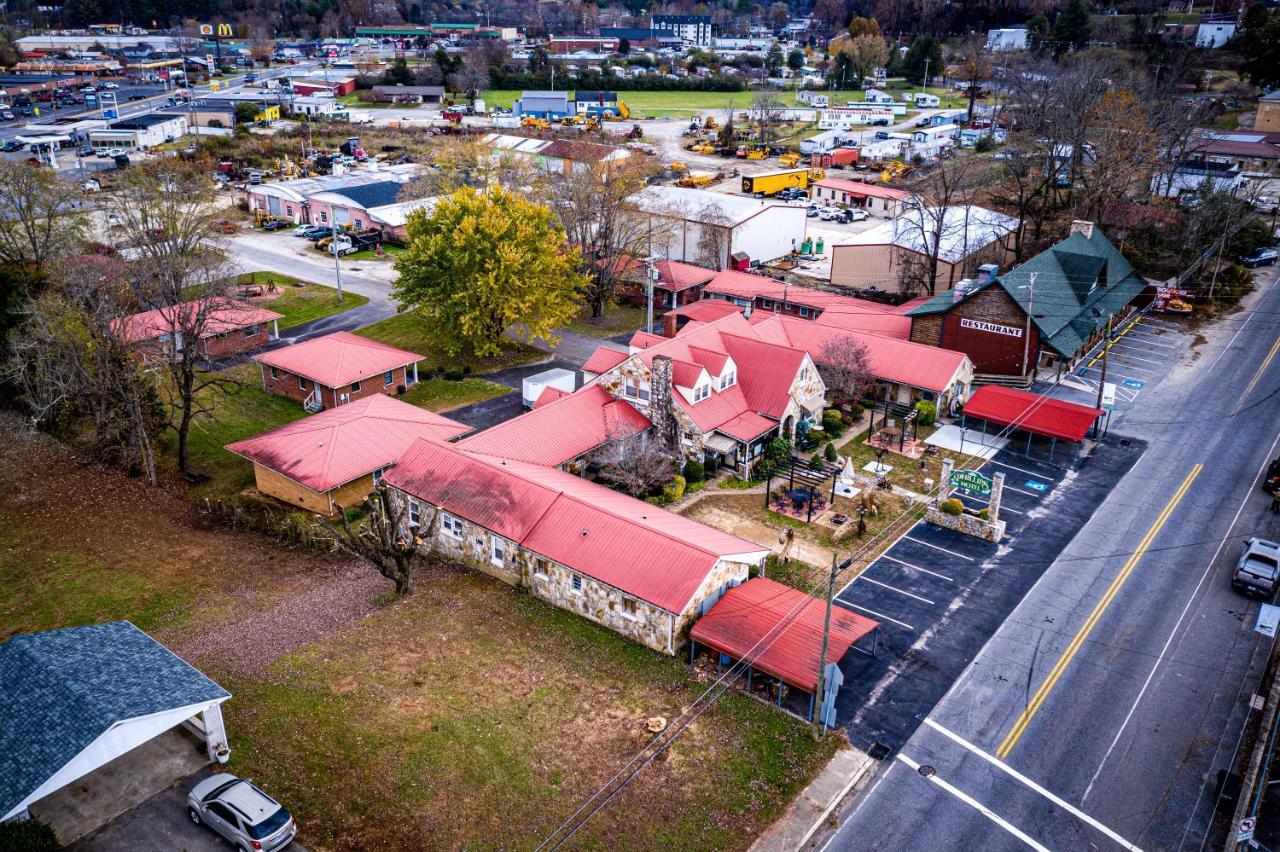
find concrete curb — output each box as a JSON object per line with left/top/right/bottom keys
{"left": 749, "top": 746, "right": 878, "bottom": 852}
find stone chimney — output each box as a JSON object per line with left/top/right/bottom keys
{"left": 648, "top": 355, "right": 678, "bottom": 448}
{"left": 1070, "top": 220, "right": 1095, "bottom": 240}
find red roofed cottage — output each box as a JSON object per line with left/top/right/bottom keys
{"left": 225, "top": 394, "right": 470, "bottom": 514}
{"left": 112, "top": 297, "right": 283, "bottom": 361}
{"left": 384, "top": 439, "right": 769, "bottom": 654}
{"left": 254, "top": 331, "right": 424, "bottom": 412}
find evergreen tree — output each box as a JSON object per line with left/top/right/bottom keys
{"left": 1053, "top": 0, "right": 1092, "bottom": 52}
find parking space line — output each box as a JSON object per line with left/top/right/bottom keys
{"left": 861, "top": 575, "right": 936, "bottom": 605}
{"left": 1002, "top": 484, "right": 1044, "bottom": 497}
{"left": 1104, "top": 361, "right": 1156, "bottom": 374}
{"left": 1119, "top": 331, "right": 1179, "bottom": 348}
{"left": 895, "top": 753, "right": 1051, "bottom": 852}
{"left": 1078, "top": 365, "right": 1150, "bottom": 384}
{"left": 842, "top": 601, "right": 914, "bottom": 631}
{"left": 880, "top": 554, "right": 955, "bottom": 582}
{"left": 1105, "top": 344, "right": 1166, "bottom": 364}
{"left": 983, "top": 458, "right": 1055, "bottom": 478}
{"left": 923, "top": 720, "right": 1144, "bottom": 851}
{"left": 903, "top": 537, "right": 975, "bottom": 562}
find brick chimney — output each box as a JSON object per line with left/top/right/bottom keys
{"left": 1070, "top": 220, "right": 1095, "bottom": 240}
{"left": 648, "top": 355, "right": 678, "bottom": 448}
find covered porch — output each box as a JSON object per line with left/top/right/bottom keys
{"left": 690, "top": 577, "right": 880, "bottom": 726}
{"left": 959, "top": 385, "right": 1103, "bottom": 464}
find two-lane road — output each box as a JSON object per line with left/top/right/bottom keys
{"left": 823, "top": 267, "right": 1280, "bottom": 851}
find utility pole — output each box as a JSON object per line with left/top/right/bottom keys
{"left": 332, "top": 233, "right": 345, "bottom": 303}
{"left": 645, "top": 257, "right": 656, "bottom": 334}
{"left": 1021, "top": 272, "right": 1037, "bottom": 379}
{"left": 812, "top": 552, "right": 839, "bottom": 739}
{"left": 1092, "top": 315, "right": 1113, "bottom": 437}
{"left": 922, "top": 57, "right": 931, "bottom": 90}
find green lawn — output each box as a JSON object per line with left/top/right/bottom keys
{"left": 171, "top": 362, "right": 309, "bottom": 498}
{"left": 400, "top": 376, "right": 511, "bottom": 412}
{"left": 0, "top": 430, "right": 839, "bottom": 850}
{"left": 567, "top": 301, "right": 650, "bottom": 338}
{"left": 235, "top": 273, "right": 370, "bottom": 330}
{"left": 355, "top": 312, "right": 545, "bottom": 374}
{"left": 344, "top": 244, "right": 406, "bottom": 262}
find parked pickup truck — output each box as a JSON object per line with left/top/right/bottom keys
{"left": 1233, "top": 538, "right": 1280, "bottom": 598}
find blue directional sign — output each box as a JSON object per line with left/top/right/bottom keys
{"left": 1123, "top": 379, "right": 1145, "bottom": 389}
{"left": 1025, "top": 480, "right": 1048, "bottom": 492}
{"left": 103, "top": 108, "right": 118, "bottom": 119}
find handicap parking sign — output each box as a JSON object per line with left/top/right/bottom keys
{"left": 1123, "top": 379, "right": 1145, "bottom": 389}
{"left": 1025, "top": 480, "right": 1048, "bottom": 492}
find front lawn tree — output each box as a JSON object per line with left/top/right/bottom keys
{"left": 393, "top": 187, "right": 584, "bottom": 358}
{"left": 334, "top": 485, "right": 436, "bottom": 598}
{"left": 818, "top": 336, "right": 875, "bottom": 407}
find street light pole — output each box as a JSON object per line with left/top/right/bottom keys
{"left": 1092, "top": 315, "right": 1113, "bottom": 437}
{"left": 811, "top": 552, "right": 840, "bottom": 739}
{"left": 1021, "top": 271, "right": 1037, "bottom": 379}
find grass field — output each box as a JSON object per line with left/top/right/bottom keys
{"left": 567, "top": 301, "right": 650, "bottom": 338}
{"left": 0, "top": 427, "right": 838, "bottom": 850}
{"left": 481, "top": 85, "right": 966, "bottom": 117}
{"left": 399, "top": 376, "right": 510, "bottom": 411}
{"left": 235, "top": 273, "right": 370, "bottom": 330}
{"left": 355, "top": 312, "right": 545, "bottom": 374}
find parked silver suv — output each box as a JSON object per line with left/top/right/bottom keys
{"left": 187, "top": 773, "right": 297, "bottom": 851}
{"left": 1233, "top": 537, "right": 1280, "bottom": 598}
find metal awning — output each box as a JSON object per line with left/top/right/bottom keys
{"left": 704, "top": 433, "right": 738, "bottom": 454}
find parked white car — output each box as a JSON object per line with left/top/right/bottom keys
{"left": 819, "top": 206, "right": 842, "bottom": 220}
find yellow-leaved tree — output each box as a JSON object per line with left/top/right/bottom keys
{"left": 392, "top": 187, "right": 585, "bottom": 358}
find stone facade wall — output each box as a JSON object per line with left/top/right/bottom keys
{"left": 672, "top": 557, "right": 756, "bottom": 639}
{"left": 596, "top": 357, "right": 706, "bottom": 462}
{"left": 260, "top": 363, "right": 413, "bottom": 409}
{"left": 925, "top": 506, "right": 1006, "bottom": 543}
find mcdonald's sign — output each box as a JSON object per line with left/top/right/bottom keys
{"left": 217, "top": 23, "right": 233, "bottom": 37}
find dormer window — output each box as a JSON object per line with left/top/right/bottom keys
{"left": 719, "top": 371, "right": 736, "bottom": 390}
{"left": 693, "top": 384, "right": 711, "bottom": 402}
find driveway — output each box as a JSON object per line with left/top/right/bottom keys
{"left": 70, "top": 765, "right": 309, "bottom": 852}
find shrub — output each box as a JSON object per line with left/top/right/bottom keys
{"left": 824, "top": 442, "right": 837, "bottom": 462}
{"left": 442, "top": 369, "right": 464, "bottom": 381}
{"left": 974, "top": 135, "right": 996, "bottom": 153}
{"left": 822, "top": 410, "right": 845, "bottom": 438}
{"left": 683, "top": 459, "right": 705, "bottom": 483}
{"left": 978, "top": 508, "right": 990, "bottom": 520}
{"left": 706, "top": 456, "right": 720, "bottom": 474}
{"left": 940, "top": 498, "right": 964, "bottom": 516}
{"left": 848, "top": 403, "right": 864, "bottom": 422}
{"left": 0, "top": 818, "right": 61, "bottom": 852}
{"left": 662, "top": 474, "right": 687, "bottom": 503}
{"left": 914, "top": 399, "right": 937, "bottom": 427}
{"left": 808, "top": 454, "right": 825, "bottom": 470}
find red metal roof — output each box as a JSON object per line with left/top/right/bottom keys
{"left": 656, "top": 260, "right": 717, "bottom": 292}
{"left": 751, "top": 315, "right": 969, "bottom": 393}
{"left": 582, "top": 345, "right": 629, "bottom": 374}
{"left": 702, "top": 269, "right": 900, "bottom": 318}
{"left": 666, "top": 300, "right": 742, "bottom": 325}
{"left": 813, "top": 177, "right": 910, "bottom": 201}
{"left": 533, "top": 386, "right": 571, "bottom": 408}
{"left": 254, "top": 331, "right": 423, "bottom": 389}
{"left": 717, "top": 411, "right": 777, "bottom": 442}
{"left": 690, "top": 577, "right": 878, "bottom": 692}
{"left": 963, "top": 386, "right": 1103, "bottom": 443}
{"left": 113, "top": 297, "right": 282, "bottom": 343}
{"left": 456, "top": 384, "right": 649, "bottom": 466}
{"left": 224, "top": 395, "right": 470, "bottom": 493}
{"left": 385, "top": 441, "right": 768, "bottom": 612}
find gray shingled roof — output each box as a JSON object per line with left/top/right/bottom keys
{"left": 323, "top": 180, "right": 406, "bottom": 211}
{"left": 907, "top": 227, "right": 1147, "bottom": 357}
{"left": 0, "top": 621, "right": 229, "bottom": 819}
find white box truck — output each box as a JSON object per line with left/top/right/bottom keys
{"left": 522, "top": 368, "right": 576, "bottom": 408}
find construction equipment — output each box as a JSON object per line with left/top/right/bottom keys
{"left": 676, "top": 172, "right": 715, "bottom": 188}
{"left": 703, "top": 115, "right": 718, "bottom": 130}
{"left": 582, "top": 115, "right": 601, "bottom": 132}
{"left": 878, "top": 160, "right": 911, "bottom": 183}
{"left": 442, "top": 108, "right": 463, "bottom": 124}
{"left": 520, "top": 116, "right": 552, "bottom": 130}
{"left": 778, "top": 152, "right": 801, "bottom": 167}
{"left": 691, "top": 142, "right": 716, "bottom": 155}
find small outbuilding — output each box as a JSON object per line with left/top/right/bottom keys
{"left": 0, "top": 622, "right": 230, "bottom": 827}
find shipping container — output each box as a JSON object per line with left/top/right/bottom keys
{"left": 741, "top": 168, "right": 810, "bottom": 196}
{"left": 812, "top": 148, "right": 860, "bottom": 168}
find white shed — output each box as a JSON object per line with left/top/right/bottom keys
{"left": 630, "top": 185, "right": 807, "bottom": 267}
{"left": 0, "top": 622, "right": 230, "bottom": 824}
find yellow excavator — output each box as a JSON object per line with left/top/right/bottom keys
{"left": 690, "top": 141, "right": 716, "bottom": 154}
{"left": 778, "top": 152, "right": 801, "bottom": 167}
{"left": 521, "top": 116, "right": 552, "bottom": 130}
{"left": 879, "top": 160, "right": 911, "bottom": 183}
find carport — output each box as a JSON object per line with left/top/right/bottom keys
{"left": 690, "top": 577, "right": 879, "bottom": 727}
{"left": 0, "top": 621, "right": 230, "bottom": 841}
{"left": 960, "top": 385, "right": 1103, "bottom": 462}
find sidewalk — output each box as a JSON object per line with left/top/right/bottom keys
{"left": 749, "top": 746, "right": 878, "bottom": 852}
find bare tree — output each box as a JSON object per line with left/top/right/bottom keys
{"left": 817, "top": 335, "right": 876, "bottom": 406}
{"left": 749, "top": 89, "right": 785, "bottom": 149}
{"left": 400, "top": 136, "right": 537, "bottom": 198}
{"left": 695, "top": 202, "right": 735, "bottom": 270}
{"left": 104, "top": 160, "right": 236, "bottom": 476}
{"left": 335, "top": 484, "right": 438, "bottom": 597}
{"left": 0, "top": 159, "right": 84, "bottom": 273}
{"left": 544, "top": 156, "right": 662, "bottom": 317}
{"left": 900, "top": 159, "right": 978, "bottom": 295}
{"left": 591, "top": 429, "right": 677, "bottom": 497}
{"left": 6, "top": 256, "right": 162, "bottom": 482}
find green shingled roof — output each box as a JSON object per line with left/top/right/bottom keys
{"left": 907, "top": 227, "right": 1147, "bottom": 357}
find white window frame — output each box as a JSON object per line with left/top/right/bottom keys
{"left": 534, "top": 558, "right": 549, "bottom": 578}
{"left": 624, "top": 377, "right": 651, "bottom": 402}
{"left": 693, "top": 384, "right": 710, "bottom": 402}
{"left": 441, "top": 512, "right": 463, "bottom": 538}
{"left": 620, "top": 597, "right": 639, "bottom": 620}
{"left": 491, "top": 538, "right": 506, "bottom": 566}
{"left": 351, "top": 380, "right": 361, "bottom": 392}
{"left": 571, "top": 574, "right": 583, "bottom": 594}
{"left": 371, "top": 468, "right": 383, "bottom": 484}
{"left": 720, "top": 371, "right": 736, "bottom": 390}
{"left": 384, "top": 370, "right": 394, "bottom": 386}
{"left": 408, "top": 499, "right": 420, "bottom": 527}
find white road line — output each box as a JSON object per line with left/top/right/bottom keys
{"left": 1079, "top": 366, "right": 1151, "bottom": 385}
{"left": 841, "top": 601, "right": 914, "bottom": 631}
{"left": 1118, "top": 332, "right": 1179, "bottom": 349}
{"left": 895, "top": 753, "right": 1050, "bottom": 852}
{"left": 1106, "top": 344, "right": 1166, "bottom": 364}
{"left": 904, "top": 536, "right": 975, "bottom": 562}
{"left": 880, "top": 553, "right": 956, "bottom": 582}
{"left": 861, "top": 575, "right": 936, "bottom": 604}
{"left": 1104, "top": 361, "right": 1157, "bottom": 374}
{"left": 1002, "top": 484, "right": 1044, "bottom": 497}
{"left": 1083, "top": 426, "right": 1280, "bottom": 803}
{"left": 1206, "top": 310, "right": 1256, "bottom": 374}
{"left": 923, "top": 720, "right": 1144, "bottom": 851}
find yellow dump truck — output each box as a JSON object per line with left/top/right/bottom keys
{"left": 741, "top": 168, "right": 811, "bottom": 196}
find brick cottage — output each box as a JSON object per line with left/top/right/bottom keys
{"left": 254, "top": 331, "right": 423, "bottom": 411}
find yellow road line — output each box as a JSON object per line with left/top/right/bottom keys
{"left": 996, "top": 465, "right": 1202, "bottom": 759}
{"left": 1231, "top": 335, "right": 1280, "bottom": 416}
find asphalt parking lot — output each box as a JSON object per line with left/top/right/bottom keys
{"left": 832, "top": 439, "right": 1144, "bottom": 753}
